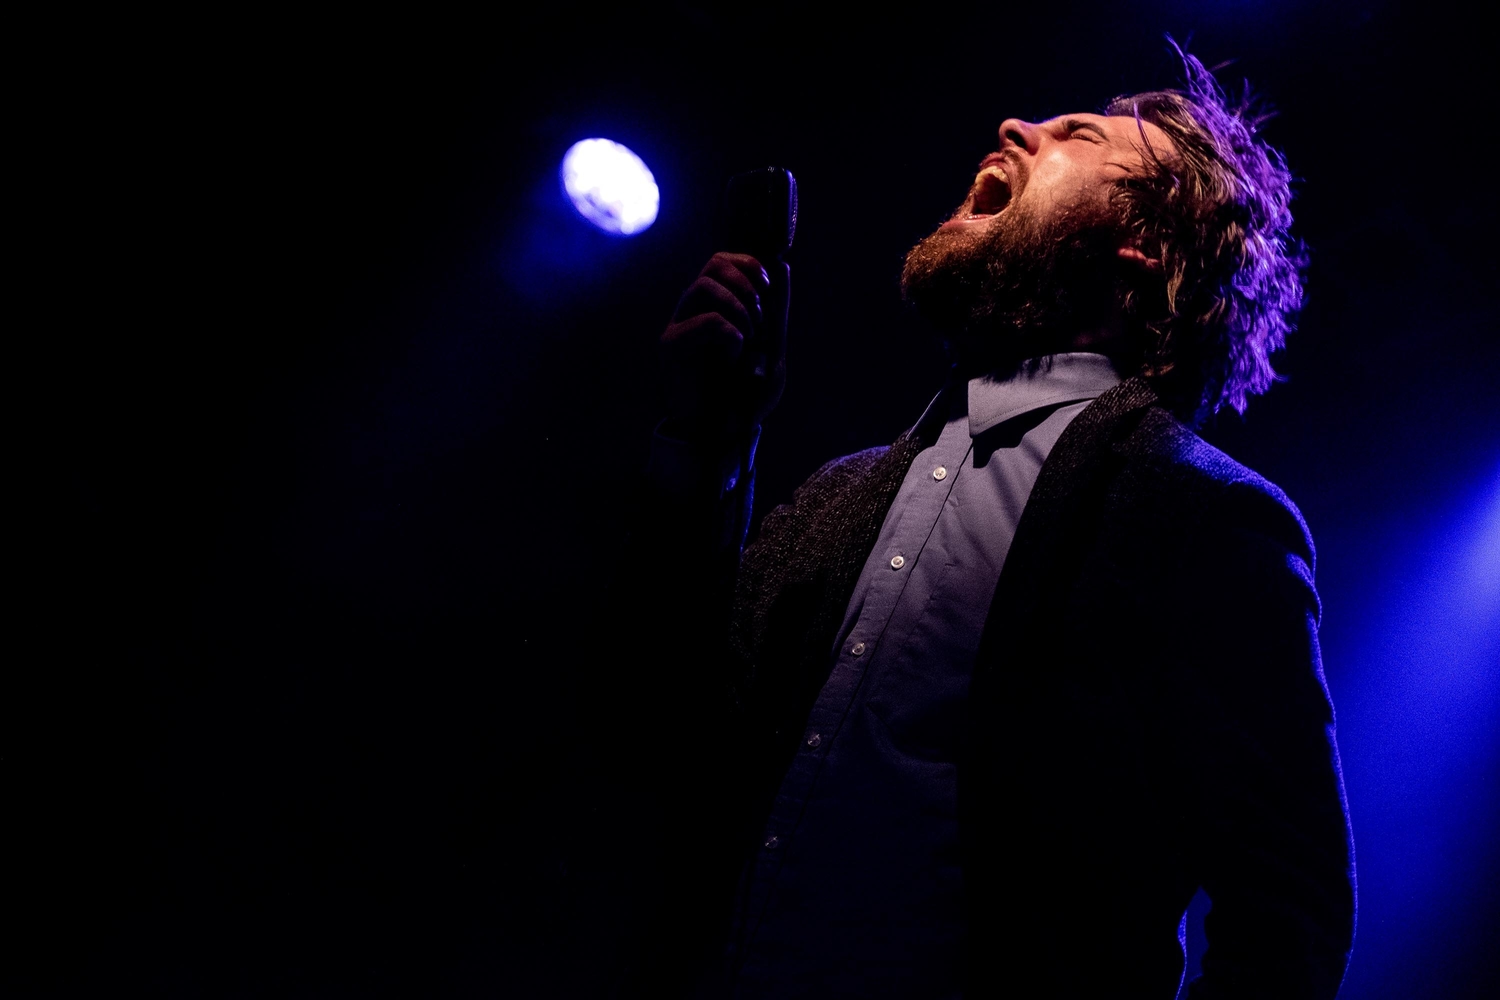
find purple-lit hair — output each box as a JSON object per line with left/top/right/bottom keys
{"left": 1107, "top": 45, "right": 1305, "bottom": 423}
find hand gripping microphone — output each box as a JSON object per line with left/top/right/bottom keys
{"left": 724, "top": 166, "right": 797, "bottom": 378}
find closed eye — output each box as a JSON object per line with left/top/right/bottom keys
{"left": 1063, "top": 119, "right": 1108, "bottom": 142}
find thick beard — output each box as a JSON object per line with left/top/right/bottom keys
{"left": 900, "top": 200, "right": 1123, "bottom": 377}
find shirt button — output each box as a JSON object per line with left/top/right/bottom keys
{"left": 890, "top": 555, "right": 905, "bottom": 570}
{"left": 806, "top": 733, "right": 822, "bottom": 748}
{"left": 764, "top": 834, "right": 781, "bottom": 850}
{"left": 933, "top": 466, "right": 947, "bottom": 481}
{"left": 851, "top": 642, "right": 866, "bottom": 656}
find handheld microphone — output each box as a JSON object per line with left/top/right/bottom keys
{"left": 724, "top": 167, "right": 797, "bottom": 378}
{"left": 725, "top": 166, "right": 798, "bottom": 263}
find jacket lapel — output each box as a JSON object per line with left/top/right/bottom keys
{"left": 807, "top": 432, "right": 927, "bottom": 667}
{"left": 976, "top": 376, "right": 1160, "bottom": 668}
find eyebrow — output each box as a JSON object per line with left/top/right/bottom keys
{"left": 1062, "top": 118, "right": 1110, "bottom": 141}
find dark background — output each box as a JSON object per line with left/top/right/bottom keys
{"left": 16, "top": 2, "right": 1498, "bottom": 996}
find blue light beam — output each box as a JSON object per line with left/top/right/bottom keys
{"left": 1333, "top": 457, "right": 1500, "bottom": 998}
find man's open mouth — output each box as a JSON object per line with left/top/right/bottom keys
{"left": 965, "top": 166, "right": 1012, "bottom": 220}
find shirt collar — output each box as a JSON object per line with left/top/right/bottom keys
{"left": 966, "top": 352, "right": 1124, "bottom": 438}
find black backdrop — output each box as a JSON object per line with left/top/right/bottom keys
{"left": 17, "top": 2, "right": 1498, "bottom": 996}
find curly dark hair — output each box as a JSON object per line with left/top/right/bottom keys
{"left": 1106, "top": 44, "right": 1306, "bottom": 423}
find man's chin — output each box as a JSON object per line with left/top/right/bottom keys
{"left": 902, "top": 227, "right": 975, "bottom": 290}
{"left": 900, "top": 223, "right": 1002, "bottom": 329}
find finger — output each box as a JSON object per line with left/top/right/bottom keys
{"left": 673, "top": 275, "right": 756, "bottom": 335}
{"left": 661, "top": 312, "right": 745, "bottom": 366}
{"left": 705, "top": 253, "right": 770, "bottom": 318}
{"left": 709, "top": 252, "right": 771, "bottom": 288}
{"left": 702, "top": 264, "right": 764, "bottom": 331}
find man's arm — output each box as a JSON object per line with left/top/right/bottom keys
{"left": 585, "top": 253, "right": 790, "bottom": 993}
{"left": 1179, "top": 481, "right": 1356, "bottom": 1000}
{"left": 603, "top": 251, "right": 789, "bottom": 745}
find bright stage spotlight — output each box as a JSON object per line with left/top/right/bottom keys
{"left": 560, "top": 139, "right": 659, "bottom": 235}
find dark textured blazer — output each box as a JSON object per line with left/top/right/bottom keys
{"left": 616, "top": 376, "right": 1355, "bottom": 999}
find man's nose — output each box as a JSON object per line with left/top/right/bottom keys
{"left": 998, "top": 118, "right": 1041, "bottom": 155}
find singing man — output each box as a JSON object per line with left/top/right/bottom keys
{"left": 616, "top": 50, "right": 1356, "bottom": 999}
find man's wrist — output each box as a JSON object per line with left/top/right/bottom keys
{"left": 648, "top": 420, "right": 761, "bottom": 500}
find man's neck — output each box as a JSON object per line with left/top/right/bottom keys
{"left": 949, "top": 319, "right": 1131, "bottom": 382}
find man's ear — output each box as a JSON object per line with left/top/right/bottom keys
{"left": 1117, "top": 245, "right": 1163, "bottom": 274}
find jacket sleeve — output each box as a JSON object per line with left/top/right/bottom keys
{"left": 591, "top": 432, "right": 758, "bottom": 767}
{"left": 601, "top": 426, "right": 867, "bottom": 781}
{"left": 587, "top": 429, "right": 834, "bottom": 994}
{"left": 1180, "top": 480, "right": 1356, "bottom": 1000}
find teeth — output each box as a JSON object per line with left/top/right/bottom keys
{"left": 968, "top": 166, "right": 1011, "bottom": 217}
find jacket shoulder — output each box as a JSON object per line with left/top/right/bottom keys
{"left": 1119, "top": 407, "right": 1316, "bottom": 571}
{"left": 751, "top": 443, "right": 896, "bottom": 540}
{"left": 798, "top": 444, "right": 893, "bottom": 497}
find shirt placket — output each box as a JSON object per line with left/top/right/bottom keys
{"left": 732, "top": 424, "right": 972, "bottom": 960}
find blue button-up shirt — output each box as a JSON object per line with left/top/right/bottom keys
{"left": 729, "top": 353, "right": 1123, "bottom": 998}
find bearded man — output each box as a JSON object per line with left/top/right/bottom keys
{"left": 610, "top": 53, "right": 1356, "bottom": 999}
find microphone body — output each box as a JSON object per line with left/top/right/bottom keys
{"left": 724, "top": 167, "right": 797, "bottom": 379}
{"left": 725, "top": 166, "right": 798, "bottom": 262}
